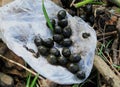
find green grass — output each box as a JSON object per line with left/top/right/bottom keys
{"left": 97, "top": 44, "right": 105, "bottom": 56}
{"left": 42, "top": 0, "right": 54, "bottom": 33}
{"left": 26, "top": 73, "right": 31, "bottom": 87}
{"left": 72, "top": 84, "right": 79, "bottom": 87}
{"left": 97, "top": 40, "right": 113, "bottom": 61}
{"left": 26, "top": 73, "right": 39, "bottom": 87}
{"left": 115, "top": 8, "right": 120, "bottom": 13}
{"left": 97, "top": 40, "right": 120, "bottom": 71}
{"left": 74, "top": 0, "right": 93, "bottom": 8}
{"left": 97, "top": 43, "right": 107, "bottom": 62}
{"left": 74, "top": 0, "right": 105, "bottom": 8}
{"left": 105, "top": 40, "right": 113, "bottom": 49}
{"left": 90, "top": 2, "right": 105, "bottom": 5}
{"left": 112, "top": 64, "right": 120, "bottom": 70}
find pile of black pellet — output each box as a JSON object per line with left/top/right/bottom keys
{"left": 34, "top": 10, "right": 85, "bottom": 79}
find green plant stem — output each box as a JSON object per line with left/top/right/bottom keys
{"left": 90, "top": 2, "right": 105, "bottom": 5}
{"left": 42, "top": 0, "right": 54, "bottom": 32}
{"left": 74, "top": 0, "right": 93, "bottom": 8}
{"left": 26, "top": 73, "right": 31, "bottom": 87}
{"left": 112, "top": 64, "right": 120, "bottom": 70}
{"left": 72, "top": 84, "right": 79, "bottom": 87}
{"left": 30, "top": 74, "right": 39, "bottom": 87}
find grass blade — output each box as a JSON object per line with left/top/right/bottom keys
{"left": 98, "top": 44, "right": 105, "bottom": 55}
{"left": 42, "top": 0, "right": 54, "bottom": 32}
{"left": 72, "top": 84, "right": 79, "bottom": 87}
{"left": 90, "top": 2, "right": 105, "bottom": 5}
{"left": 112, "top": 64, "right": 120, "bottom": 70}
{"left": 105, "top": 39, "right": 113, "bottom": 48}
{"left": 26, "top": 73, "right": 31, "bottom": 87}
{"left": 74, "top": 0, "right": 93, "bottom": 8}
{"left": 30, "top": 74, "right": 39, "bottom": 87}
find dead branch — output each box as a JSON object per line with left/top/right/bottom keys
{"left": 97, "top": 31, "right": 117, "bottom": 37}
{"left": 1, "top": 0, "right": 14, "bottom": 6}
{"left": 112, "top": 37, "right": 119, "bottom": 65}
{"left": 117, "top": 18, "right": 120, "bottom": 65}
{"left": 0, "top": 54, "right": 45, "bottom": 80}
{"left": 100, "top": 51, "right": 120, "bottom": 76}
{"left": 94, "top": 55, "right": 120, "bottom": 87}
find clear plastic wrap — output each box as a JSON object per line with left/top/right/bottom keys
{"left": 0, "top": 0, "right": 97, "bottom": 84}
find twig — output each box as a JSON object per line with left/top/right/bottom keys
{"left": 2, "top": 0, "right": 14, "bottom": 6}
{"left": 104, "top": 53, "right": 120, "bottom": 76}
{"left": 94, "top": 55, "right": 120, "bottom": 87}
{"left": 0, "top": 54, "right": 45, "bottom": 80}
{"left": 112, "top": 37, "right": 119, "bottom": 65}
{"left": 105, "top": 52, "right": 113, "bottom": 64}
{"left": 117, "top": 18, "right": 120, "bottom": 65}
{"left": 118, "top": 45, "right": 120, "bottom": 65}
{"left": 98, "top": 36, "right": 111, "bottom": 42}
{"left": 97, "top": 31, "right": 117, "bottom": 37}
{"left": 70, "top": 0, "right": 76, "bottom": 7}
{"left": 97, "top": 46, "right": 120, "bottom": 76}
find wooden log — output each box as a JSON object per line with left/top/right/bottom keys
{"left": 1, "top": 0, "right": 14, "bottom": 6}
{"left": 94, "top": 55, "right": 120, "bottom": 87}
{"left": 0, "top": 0, "right": 2, "bottom": 6}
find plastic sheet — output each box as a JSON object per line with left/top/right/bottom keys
{"left": 0, "top": 0, "right": 97, "bottom": 84}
